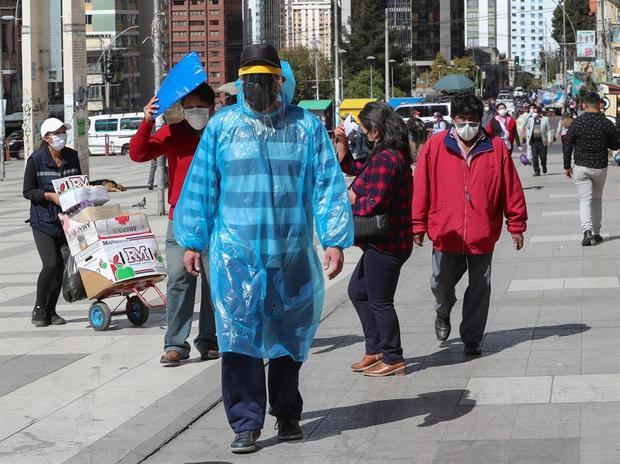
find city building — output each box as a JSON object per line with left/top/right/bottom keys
{"left": 283, "top": 0, "right": 332, "bottom": 59}
{"left": 385, "top": 0, "right": 412, "bottom": 58}
{"left": 465, "top": 0, "right": 498, "bottom": 49}
{"left": 0, "top": 0, "right": 20, "bottom": 120}
{"left": 411, "top": 0, "right": 465, "bottom": 64}
{"left": 85, "top": 0, "right": 142, "bottom": 114}
{"left": 243, "top": 0, "right": 282, "bottom": 48}
{"left": 169, "top": 0, "right": 242, "bottom": 89}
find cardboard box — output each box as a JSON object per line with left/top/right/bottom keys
{"left": 75, "top": 234, "right": 166, "bottom": 299}
{"left": 62, "top": 212, "right": 152, "bottom": 257}
{"left": 52, "top": 175, "right": 109, "bottom": 213}
{"left": 72, "top": 204, "right": 122, "bottom": 223}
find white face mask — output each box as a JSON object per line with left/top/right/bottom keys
{"left": 498, "top": 108, "right": 507, "bottom": 117}
{"left": 484, "top": 106, "right": 490, "bottom": 112}
{"left": 48, "top": 133, "right": 67, "bottom": 151}
{"left": 456, "top": 123, "right": 480, "bottom": 142}
{"left": 184, "top": 108, "right": 210, "bottom": 131}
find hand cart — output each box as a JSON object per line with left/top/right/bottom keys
{"left": 88, "top": 277, "right": 166, "bottom": 331}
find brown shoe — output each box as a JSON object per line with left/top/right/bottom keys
{"left": 351, "top": 353, "right": 383, "bottom": 372}
{"left": 199, "top": 348, "right": 220, "bottom": 361}
{"left": 160, "top": 351, "right": 189, "bottom": 365}
{"left": 363, "top": 361, "right": 406, "bottom": 377}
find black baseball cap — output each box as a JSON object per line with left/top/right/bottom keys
{"left": 239, "top": 44, "right": 281, "bottom": 77}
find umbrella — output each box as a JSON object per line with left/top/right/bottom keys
{"left": 216, "top": 81, "right": 239, "bottom": 95}
{"left": 433, "top": 74, "right": 475, "bottom": 93}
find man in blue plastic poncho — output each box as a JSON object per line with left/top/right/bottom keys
{"left": 174, "top": 44, "right": 354, "bottom": 454}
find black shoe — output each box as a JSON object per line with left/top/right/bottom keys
{"left": 230, "top": 430, "right": 261, "bottom": 454}
{"left": 582, "top": 230, "right": 594, "bottom": 246}
{"left": 49, "top": 311, "right": 66, "bottom": 325}
{"left": 31, "top": 306, "right": 49, "bottom": 327}
{"left": 533, "top": 172, "right": 541, "bottom": 177}
{"left": 434, "top": 315, "right": 451, "bottom": 341}
{"left": 147, "top": 184, "right": 153, "bottom": 190}
{"left": 464, "top": 342, "right": 482, "bottom": 356}
{"left": 276, "top": 418, "right": 303, "bottom": 441}
{"left": 593, "top": 234, "right": 604, "bottom": 243}
{"left": 542, "top": 167, "right": 547, "bottom": 174}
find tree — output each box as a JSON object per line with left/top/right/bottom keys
{"left": 344, "top": 69, "right": 385, "bottom": 99}
{"left": 429, "top": 53, "right": 450, "bottom": 85}
{"left": 451, "top": 56, "right": 477, "bottom": 81}
{"left": 279, "top": 46, "right": 333, "bottom": 102}
{"left": 551, "top": 0, "right": 596, "bottom": 70}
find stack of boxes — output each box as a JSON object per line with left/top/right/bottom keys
{"left": 55, "top": 176, "right": 167, "bottom": 299}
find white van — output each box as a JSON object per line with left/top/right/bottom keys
{"left": 87, "top": 113, "right": 143, "bottom": 156}
{"left": 394, "top": 102, "right": 452, "bottom": 126}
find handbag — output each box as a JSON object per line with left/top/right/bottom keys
{"left": 351, "top": 149, "right": 399, "bottom": 240}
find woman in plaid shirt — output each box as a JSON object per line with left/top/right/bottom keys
{"left": 335, "top": 102, "right": 413, "bottom": 377}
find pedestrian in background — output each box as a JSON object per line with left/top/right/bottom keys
{"left": 556, "top": 112, "right": 573, "bottom": 148}
{"left": 335, "top": 102, "right": 413, "bottom": 377}
{"left": 173, "top": 44, "right": 353, "bottom": 454}
{"left": 563, "top": 92, "right": 620, "bottom": 246}
{"left": 526, "top": 105, "right": 550, "bottom": 176}
{"left": 23, "top": 118, "right": 81, "bottom": 327}
{"left": 481, "top": 100, "right": 496, "bottom": 129}
{"left": 487, "top": 102, "right": 522, "bottom": 154}
{"left": 412, "top": 94, "right": 527, "bottom": 356}
{"left": 129, "top": 82, "right": 219, "bottom": 365}
{"left": 432, "top": 111, "right": 449, "bottom": 135}
{"left": 407, "top": 108, "right": 427, "bottom": 162}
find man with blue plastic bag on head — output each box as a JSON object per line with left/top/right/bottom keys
{"left": 174, "top": 44, "right": 354, "bottom": 454}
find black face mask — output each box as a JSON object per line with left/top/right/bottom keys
{"left": 363, "top": 133, "right": 375, "bottom": 150}
{"left": 242, "top": 74, "right": 278, "bottom": 113}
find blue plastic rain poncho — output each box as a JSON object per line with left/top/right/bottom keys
{"left": 174, "top": 74, "right": 354, "bottom": 362}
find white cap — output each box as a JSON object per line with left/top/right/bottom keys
{"left": 40, "top": 118, "right": 72, "bottom": 138}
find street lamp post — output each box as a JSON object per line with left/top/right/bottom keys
{"left": 367, "top": 55, "right": 376, "bottom": 99}
{"left": 389, "top": 59, "right": 396, "bottom": 99}
{"left": 339, "top": 49, "right": 347, "bottom": 100}
{"left": 0, "top": 14, "right": 15, "bottom": 181}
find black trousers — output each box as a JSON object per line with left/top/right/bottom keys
{"left": 347, "top": 248, "right": 405, "bottom": 364}
{"left": 530, "top": 140, "right": 546, "bottom": 174}
{"left": 32, "top": 228, "right": 66, "bottom": 313}
{"left": 221, "top": 352, "right": 303, "bottom": 433}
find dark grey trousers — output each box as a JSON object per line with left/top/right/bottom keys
{"left": 430, "top": 249, "right": 493, "bottom": 344}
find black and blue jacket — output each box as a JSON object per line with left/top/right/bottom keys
{"left": 23, "top": 145, "right": 81, "bottom": 237}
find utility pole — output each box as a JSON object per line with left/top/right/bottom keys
{"left": 562, "top": 0, "right": 567, "bottom": 91}
{"left": 333, "top": 0, "right": 340, "bottom": 128}
{"left": 153, "top": 0, "right": 165, "bottom": 216}
{"left": 384, "top": 10, "right": 389, "bottom": 101}
{"left": 314, "top": 47, "right": 319, "bottom": 100}
{"left": 0, "top": 18, "right": 5, "bottom": 181}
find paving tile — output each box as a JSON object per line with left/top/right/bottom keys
{"left": 580, "top": 403, "right": 620, "bottom": 438}
{"left": 506, "top": 438, "right": 580, "bottom": 464}
{"left": 443, "top": 405, "right": 518, "bottom": 440}
{"left": 552, "top": 374, "right": 620, "bottom": 403}
{"left": 508, "top": 279, "right": 564, "bottom": 291}
{"left": 512, "top": 404, "right": 580, "bottom": 439}
{"left": 582, "top": 349, "right": 620, "bottom": 374}
{"left": 526, "top": 350, "right": 581, "bottom": 376}
{"left": 462, "top": 376, "right": 552, "bottom": 405}
{"left": 432, "top": 439, "right": 510, "bottom": 464}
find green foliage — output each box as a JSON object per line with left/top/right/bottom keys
{"left": 514, "top": 71, "right": 537, "bottom": 90}
{"left": 344, "top": 69, "right": 385, "bottom": 99}
{"left": 279, "top": 47, "right": 333, "bottom": 102}
{"left": 551, "top": 0, "right": 595, "bottom": 45}
{"left": 429, "top": 53, "right": 450, "bottom": 85}
{"left": 451, "top": 56, "right": 477, "bottom": 81}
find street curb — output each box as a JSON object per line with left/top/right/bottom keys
{"left": 64, "top": 273, "right": 353, "bottom": 464}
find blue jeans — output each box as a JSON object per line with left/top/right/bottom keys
{"left": 164, "top": 221, "right": 217, "bottom": 356}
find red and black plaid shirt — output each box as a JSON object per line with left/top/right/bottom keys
{"left": 341, "top": 149, "right": 413, "bottom": 258}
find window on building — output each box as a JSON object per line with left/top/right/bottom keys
{"left": 85, "top": 14, "right": 92, "bottom": 24}
{"left": 190, "top": 30, "right": 205, "bottom": 36}
{"left": 173, "top": 0, "right": 185, "bottom": 5}
{"left": 192, "top": 0, "right": 205, "bottom": 4}
{"left": 209, "top": 50, "right": 220, "bottom": 56}
{"left": 189, "top": 20, "right": 205, "bottom": 26}
{"left": 211, "top": 72, "right": 221, "bottom": 78}
{"left": 172, "top": 21, "right": 188, "bottom": 27}
{"left": 209, "top": 20, "right": 219, "bottom": 26}
{"left": 209, "top": 0, "right": 219, "bottom": 4}
{"left": 209, "top": 30, "right": 219, "bottom": 36}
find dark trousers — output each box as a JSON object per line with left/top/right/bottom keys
{"left": 530, "top": 140, "right": 546, "bottom": 174}
{"left": 431, "top": 249, "right": 493, "bottom": 344}
{"left": 348, "top": 248, "right": 405, "bottom": 364}
{"left": 221, "top": 352, "right": 303, "bottom": 433}
{"left": 32, "top": 228, "right": 65, "bottom": 313}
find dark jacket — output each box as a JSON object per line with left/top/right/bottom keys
{"left": 23, "top": 145, "right": 82, "bottom": 237}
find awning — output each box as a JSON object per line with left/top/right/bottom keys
{"left": 297, "top": 99, "right": 332, "bottom": 111}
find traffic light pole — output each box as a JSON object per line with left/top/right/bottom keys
{"left": 105, "top": 48, "right": 111, "bottom": 112}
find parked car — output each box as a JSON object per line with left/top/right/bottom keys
{"left": 394, "top": 102, "right": 452, "bottom": 126}
{"left": 87, "top": 113, "right": 142, "bottom": 156}
{"left": 513, "top": 87, "right": 525, "bottom": 98}
{"left": 5, "top": 129, "right": 24, "bottom": 159}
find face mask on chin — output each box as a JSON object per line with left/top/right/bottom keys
{"left": 184, "top": 108, "right": 210, "bottom": 131}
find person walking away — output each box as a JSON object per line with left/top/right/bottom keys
{"left": 173, "top": 44, "right": 354, "bottom": 454}
{"left": 526, "top": 105, "right": 550, "bottom": 176}
{"left": 334, "top": 102, "right": 413, "bottom": 377}
{"left": 407, "top": 108, "right": 427, "bottom": 162}
{"left": 563, "top": 92, "right": 620, "bottom": 246}
{"left": 23, "top": 118, "right": 81, "bottom": 327}
{"left": 481, "top": 100, "right": 496, "bottom": 129}
{"left": 129, "top": 82, "right": 219, "bottom": 364}
{"left": 432, "top": 111, "right": 449, "bottom": 135}
{"left": 412, "top": 94, "right": 528, "bottom": 356}
{"left": 557, "top": 112, "right": 573, "bottom": 148}
{"left": 487, "top": 102, "right": 522, "bottom": 154}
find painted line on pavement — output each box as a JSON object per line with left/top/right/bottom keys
{"left": 541, "top": 210, "right": 579, "bottom": 216}
{"left": 508, "top": 277, "right": 619, "bottom": 291}
{"left": 529, "top": 233, "right": 611, "bottom": 243}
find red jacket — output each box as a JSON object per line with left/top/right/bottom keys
{"left": 129, "top": 120, "right": 200, "bottom": 220}
{"left": 412, "top": 130, "right": 527, "bottom": 255}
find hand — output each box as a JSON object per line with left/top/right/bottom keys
{"left": 323, "top": 247, "right": 344, "bottom": 280}
{"left": 183, "top": 250, "right": 201, "bottom": 276}
{"left": 512, "top": 233, "right": 524, "bottom": 251}
{"left": 413, "top": 233, "right": 425, "bottom": 247}
{"left": 564, "top": 168, "right": 573, "bottom": 179}
{"left": 45, "top": 192, "right": 60, "bottom": 206}
{"left": 348, "top": 188, "right": 356, "bottom": 205}
{"left": 518, "top": 145, "right": 523, "bottom": 152}
{"left": 143, "top": 95, "right": 159, "bottom": 123}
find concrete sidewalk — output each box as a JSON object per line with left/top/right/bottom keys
{"left": 0, "top": 155, "right": 360, "bottom": 464}
{"left": 142, "top": 144, "right": 620, "bottom": 464}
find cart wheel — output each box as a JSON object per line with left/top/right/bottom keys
{"left": 89, "top": 301, "right": 112, "bottom": 331}
{"left": 126, "top": 296, "right": 150, "bottom": 326}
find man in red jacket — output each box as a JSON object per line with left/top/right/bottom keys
{"left": 129, "top": 82, "right": 219, "bottom": 364}
{"left": 412, "top": 94, "right": 527, "bottom": 356}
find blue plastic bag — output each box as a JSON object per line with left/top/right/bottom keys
{"left": 281, "top": 61, "right": 296, "bottom": 105}
{"left": 155, "top": 52, "right": 207, "bottom": 117}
